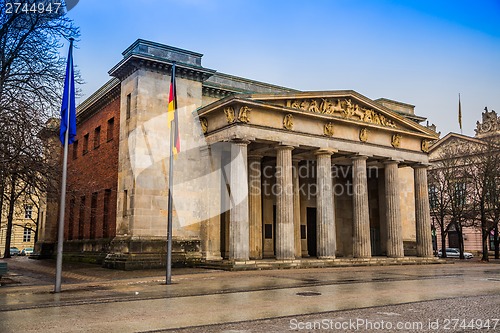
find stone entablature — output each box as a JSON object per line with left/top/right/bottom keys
{"left": 198, "top": 92, "right": 438, "bottom": 157}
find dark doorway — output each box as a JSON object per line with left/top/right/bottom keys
{"left": 307, "top": 207, "right": 317, "bottom": 257}
{"left": 272, "top": 205, "right": 277, "bottom": 255}
{"left": 220, "top": 211, "right": 227, "bottom": 259}
{"left": 370, "top": 228, "right": 381, "bottom": 256}
{"left": 448, "top": 231, "right": 459, "bottom": 248}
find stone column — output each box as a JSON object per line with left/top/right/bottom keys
{"left": 384, "top": 160, "right": 404, "bottom": 258}
{"left": 414, "top": 165, "right": 433, "bottom": 257}
{"left": 292, "top": 158, "right": 302, "bottom": 258}
{"left": 352, "top": 156, "right": 371, "bottom": 258}
{"left": 200, "top": 145, "right": 222, "bottom": 260}
{"left": 316, "top": 149, "right": 336, "bottom": 258}
{"left": 229, "top": 140, "right": 250, "bottom": 261}
{"left": 275, "top": 145, "right": 295, "bottom": 260}
{"left": 248, "top": 154, "right": 263, "bottom": 259}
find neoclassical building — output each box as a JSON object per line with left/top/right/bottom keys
{"left": 38, "top": 40, "right": 439, "bottom": 269}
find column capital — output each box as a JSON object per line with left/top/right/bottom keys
{"left": 314, "top": 148, "right": 337, "bottom": 156}
{"left": 352, "top": 154, "right": 369, "bottom": 161}
{"left": 383, "top": 158, "right": 402, "bottom": 166}
{"left": 231, "top": 139, "right": 251, "bottom": 146}
{"left": 247, "top": 153, "right": 263, "bottom": 161}
{"left": 412, "top": 163, "right": 432, "bottom": 169}
{"left": 275, "top": 145, "right": 294, "bottom": 152}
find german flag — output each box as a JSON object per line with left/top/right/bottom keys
{"left": 168, "top": 63, "right": 180, "bottom": 155}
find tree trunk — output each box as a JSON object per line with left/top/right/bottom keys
{"left": 440, "top": 229, "right": 447, "bottom": 258}
{"left": 457, "top": 223, "right": 465, "bottom": 260}
{"left": 3, "top": 175, "right": 17, "bottom": 259}
{"left": 495, "top": 224, "right": 499, "bottom": 260}
{"left": 34, "top": 209, "right": 40, "bottom": 244}
{"left": 481, "top": 228, "right": 489, "bottom": 261}
{"left": 0, "top": 175, "right": 4, "bottom": 257}
{"left": 481, "top": 214, "right": 489, "bottom": 262}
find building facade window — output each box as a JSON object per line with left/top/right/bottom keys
{"left": 83, "top": 134, "right": 89, "bottom": 154}
{"left": 24, "top": 205, "right": 33, "bottom": 219}
{"left": 73, "top": 140, "right": 78, "bottom": 159}
{"left": 123, "top": 190, "right": 128, "bottom": 217}
{"left": 103, "top": 189, "right": 111, "bottom": 238}
{"left": 94, "top": 126, "right": 101, "bottom": 149}
{"left": 79, "top": 196, "right": 86, "bottom": 240}
{"left": 454, "top": 182, "right": 467, "bottom": 206}
{"left": 90, "top": 192, "right": 98, "bottom": 239}
{"left": 23, "top": 227, "right": 31, "bottom": 242}
{"left": 107, "top": 118, "right": 114, "bottom": 141}
{"left": 490, "top": 233, "right": 498, "bottom": 251}
{"left": 429, "top": 185, "right": 438, "bottom": 210}
{"left": 126, "top": 93, "right": 131, "bottom": 120}
{"left": 68, "top": 197, "right": 75, "bottom": 240}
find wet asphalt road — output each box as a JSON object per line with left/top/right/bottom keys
{"left": 0, "top": 257, "right": 498, "bottom": 332}
{"left": 164, "top": 295, "right": 500, "bottom": 333}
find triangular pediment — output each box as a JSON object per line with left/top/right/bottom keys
{"left": 245, "top": 90, "right": 438, "bottom": 139}
{"left": 429, "top": 132, "right": 487, "bottom": 160}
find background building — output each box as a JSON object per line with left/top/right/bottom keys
{"left": 0, "top": 188, "right": 38, "bottom": 256}
{"left": 428, "top": 109, "right": 500, "bottom": 256}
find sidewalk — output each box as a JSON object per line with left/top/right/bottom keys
{"left": 0, "top": 258, "right": 498, "bottom": 333}
{"left": 0, "top": 256, "right": 498, "bottom": 313}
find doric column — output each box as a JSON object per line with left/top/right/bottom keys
{"left": 352, "top": 155, "right": 371, "bottom": 258}
{"left": 316, "top": 149, "right": 336, "bottom": 258}
{"left": 292, "top": 158, "right": 302, "bottom": 258}
{"left": 229, "top": 140, "right": 250, "bottom": 261}
{"left": 248, "top": 154, "right": 263, "bottom": 259}
{"left": 275, "top": 145, "right": 295, "bottom": 260}
{"left": 414, "top": 165, "right": 433, "bottom": 257}
{"left": 200, "top": 145, "right": 222, "bottom": 260}
{"left": 384, "top": 160, "right": 404, "bottom": 258}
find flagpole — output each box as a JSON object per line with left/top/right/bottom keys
{"left": 55, "top": 38, "right": 74, "bottom": 293}
{"left": 458, "top": 93, "right": 463, "bottom": 135}
{"left": 166, "top": 62, "right": 176, "bottom": 285}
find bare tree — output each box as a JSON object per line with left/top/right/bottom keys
{"left": 0, "top": 1, "right": 79, "bottom": 257}
{"left": 429, "top": 144, "right": 472, "bottom": 259}
{"left": 428, "top": 160, "right": 451, "bottom": 258}
{"left": 467, "top": 138, "right": 500, "bottom": 261}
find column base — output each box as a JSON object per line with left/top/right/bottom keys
{"left": 202, "top": 252, "right": 223, "bottom": 261}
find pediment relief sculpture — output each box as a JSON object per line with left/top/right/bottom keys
{"left": 359, "top": 128, "right": 368, "bottom": 142}
{"left": 391, "top": 134, "right": 401, "bottom": 148}
{"left": 224, "top": 106, "right": 236, "bottom": 123}
{"left": 324, "top": 122, "right": 335, "bottom": 137}
{"left": 238, "top": 106, "right": 251, "bottom": 123}
{"left": 286, "top": 98, "right": 397, "bottom": 128}
{"left": 283, "top": 114, "right": 294, "bottom": 130}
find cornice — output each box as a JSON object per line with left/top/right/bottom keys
{"left": 76, "top": 78, "right": 121, "bottom": 124}
{"left": 109, "top": 54, "right": 216, "bottom": 82}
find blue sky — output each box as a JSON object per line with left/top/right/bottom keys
{"left": 67, "top": 0, "right": 500, "bottom": 137}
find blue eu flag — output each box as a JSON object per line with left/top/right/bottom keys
{"left": 60, "top": 39, "right": 76, "bottom": 145}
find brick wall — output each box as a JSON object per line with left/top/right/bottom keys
{"left": 65, "top": 96, "right": 120, "bottom": 241}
